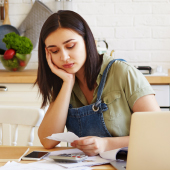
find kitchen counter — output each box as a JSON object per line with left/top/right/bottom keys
{"left": 145, "top": 71, "right": 170, "bottom": 84}
{"left": 0, "top": 69, "right": 37, "bottom": 83}
{"left": 0, "top": 69, "right": 170, "bottom": 84}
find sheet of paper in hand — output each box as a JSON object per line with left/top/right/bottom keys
{"left": 46, "top": 132, "right": 79, "bottom": 143}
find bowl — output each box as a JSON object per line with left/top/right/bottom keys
{"left": 0, "top": 53, "right": 31, "bottom": 71}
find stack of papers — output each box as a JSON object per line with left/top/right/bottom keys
{"left": 45, "top": 148, "right": 110, "bottom": 168}
{"left": 0, "top": 132, "right": 128, "bottom": 170}
{"left": 0, "top": 161, "right": 91, "bottom": 170}
{"left": 45, "top": 132, "right": 128, "bottom": 168}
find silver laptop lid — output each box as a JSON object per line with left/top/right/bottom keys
{"left": 127, "top": 111, "right": 170, "bottom": 170}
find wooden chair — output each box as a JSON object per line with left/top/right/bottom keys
{"left": 0, "top": 106, "right": 44, "bottom": 146}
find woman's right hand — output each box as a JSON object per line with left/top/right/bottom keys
{"left": 45, "top": 48, "right": 75, "bottom": 86}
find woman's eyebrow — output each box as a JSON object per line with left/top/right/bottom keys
{"left": 63, "top": 39, "right": 75, "bottom": 44}
{"left": 46, "top": 39, "right": 75, "bottom": 48}
{"left": 46, "top": 45, "right": 56, "bottom": 48}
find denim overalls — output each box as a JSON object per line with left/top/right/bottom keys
{"left": 66, "top": 59, "right": 126, "bottom": 138}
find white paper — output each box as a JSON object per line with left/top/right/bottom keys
{"left": 0, "top": 161, "right": 29, "bottom": 170}
{"left": 0, "top": 161, "right": 91, "bottom": 170}
{"left": 45, "top": 148, "right": 110, "bottom": 168}
{"left": 30, "top": 160, "right": 91, "bottom": 170}
{"left": 57, "top": 156, "right": 110, "bottom": 168}
{"left": 2, "top": 162, "right": 11, "bottom": 167}
{"left": 100, "top": 147, "right": 128, "bottom": 161}
{"left": 46, "top": 132, "right": 79, "bottom": 143}
{"left": 99, "top": 148, "right": 121, "bottom": 160}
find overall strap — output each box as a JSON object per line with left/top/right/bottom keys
{"left": 94, "top": 59, "right": 126, "bottom": 108}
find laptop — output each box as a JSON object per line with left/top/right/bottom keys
{"left": 110, "top": 111, "right": 170, "bottom": 170}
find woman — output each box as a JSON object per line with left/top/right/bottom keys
{"left": 36, "top": 10, "right": 160, "bottom": 156}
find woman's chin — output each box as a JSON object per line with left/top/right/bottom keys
{"left": 64, "top": 69, "right": 76, "bottom": 74}
{"left": 63, "top": 66, "right": 79, "bottom": 74}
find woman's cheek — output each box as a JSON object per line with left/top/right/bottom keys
{"left": 51, "top": 55, "right": 59, "bottom": 65}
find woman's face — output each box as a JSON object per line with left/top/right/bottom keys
{"left": 45, "top": 28, "right": 87, "bottom": 75}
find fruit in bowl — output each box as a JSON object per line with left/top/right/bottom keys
{"left": 0, "top": 51, "right": 31, "bottom": 71}
{"left": 0, "top": 32, "right": 33, "bottom": 72}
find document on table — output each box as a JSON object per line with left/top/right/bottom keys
{"left": 0, "top": 161, "right": 91, "bottom": 170}
{"left": 45, "top": 148, "right": 110, "bottom": 168}
{"left": 46, "top": 132, "right": 128, "bottom": 163}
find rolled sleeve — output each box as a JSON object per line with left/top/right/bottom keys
{"left": 125, "top": 66, "right": 155, "bottom": 109}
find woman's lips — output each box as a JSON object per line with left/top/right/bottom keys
{"left": 62, "top": 63, "right": 74, "bottom": 68}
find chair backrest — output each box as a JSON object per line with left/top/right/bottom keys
{"left": 0, "top": 106, "right": 44, "bottom": 146}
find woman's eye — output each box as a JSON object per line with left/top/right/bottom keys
{"left": 51, "top": 50, "right": 58, "bottom": 54}
{"left": 67, "top": 44, "right": 75, "bottom": 49}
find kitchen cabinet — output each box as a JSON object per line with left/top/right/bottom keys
{"left": 151, "top": 85, "right": 170, "bottom": 111}
{"left": 145, "top": 70, "right": 170, "bottom": 111}
{"left": 0, "top": 83, "right": 42, "bottom": 107}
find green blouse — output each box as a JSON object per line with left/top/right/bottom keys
{"left": 70, "top": 54, "right": 155, "bottom": 137}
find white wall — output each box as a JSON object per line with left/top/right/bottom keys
{"left": 1, "top": 0, "right": 170, "bottom": 71}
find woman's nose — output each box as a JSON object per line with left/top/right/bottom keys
{"left": 60, "top": 50, "right": 70, "bottom": 61}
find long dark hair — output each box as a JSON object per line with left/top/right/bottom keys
{"left": 35, "top": 10, "right": 103, "bottom": 108}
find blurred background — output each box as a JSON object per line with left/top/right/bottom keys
{"left": 1, "top": 0, "right": 170, "bottom": 72}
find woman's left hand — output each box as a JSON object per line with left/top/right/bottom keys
{"left": 71, "top": 136, "right": 106, "bottom": 156}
